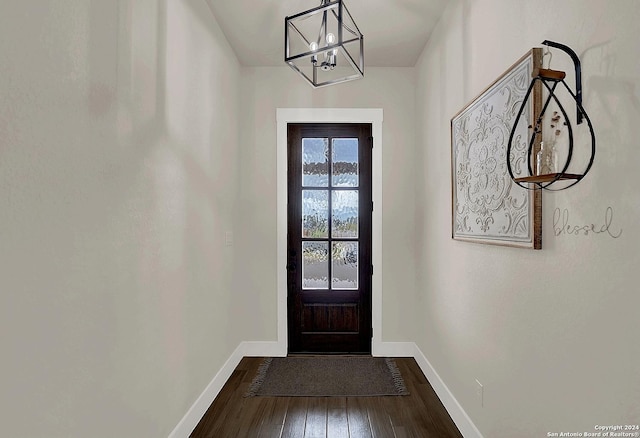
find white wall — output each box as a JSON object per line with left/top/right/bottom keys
{"left": 415, "top": 1, "right": 640, "bottom": 436}
{"left": 5, "top": 0, "right": 637, "bottom": 435}
{"left": 0, "top": 1, "right": 241, "bottom": 436}
{"left": 236, "top": 67, "right": 418, "bottom": 343}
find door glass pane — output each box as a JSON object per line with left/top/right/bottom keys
{"left": 332, "top": 190, "right": 358, "bottom": 238}
{"left": 302, "top": 190, "right": 328, "bottom": 238}
{"left": 332, "top": 242, "right": 358, "bottom": 289}
{"left": 332, "top": 138, "right": 358, "bottom": 187}
{"left": 302, "top": 242, "right": 329, "bottom": 289}
{"left": 303, "top": 138, "right": 329, "bottom": 187}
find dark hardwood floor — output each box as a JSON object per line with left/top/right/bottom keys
{"left": 190, "top": 357, "right": 463, "bottom": 438}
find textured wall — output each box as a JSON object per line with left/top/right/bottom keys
{"left": 415, "top": 1, "right": 640, "bottom": 436}
{"left": 0, "top": 1, "right": 241, "bottom": 436}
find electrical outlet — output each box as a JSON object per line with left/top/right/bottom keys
{"left": 475, "top": 379, "right": 483, "bottom": 407}
{"left": 224, "top": 231, "right": 233, "bottom": 247}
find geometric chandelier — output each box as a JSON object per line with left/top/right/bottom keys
{"left": 285, "top": 0, "right": 364, "bottom": 88}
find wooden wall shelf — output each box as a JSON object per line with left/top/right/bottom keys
{"left": 514, "top": 173, "right": 583, "bottom": 184}
{"left": 507, "top": 41, "right": 596, "bottom": 191}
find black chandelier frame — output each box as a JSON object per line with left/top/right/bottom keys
{"left": 285, "top": 0, "right": 364, "bottom": 88}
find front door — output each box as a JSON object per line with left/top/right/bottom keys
{"left": 287, "top": 123, "right": 372, "bottom": 354}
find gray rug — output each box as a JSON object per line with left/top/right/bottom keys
{"left": 244, "top": 356, "right": 409, "bottom": 397}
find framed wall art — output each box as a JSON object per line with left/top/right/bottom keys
{"left": 451, "top": 49, "right": 542, "bottom": 249}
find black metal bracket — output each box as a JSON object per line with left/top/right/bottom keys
{"left": 542, "top": 40, "right": 583, "bottom": 124}
{"left": 506, "top": 42, "right": 596, "bottom": 191}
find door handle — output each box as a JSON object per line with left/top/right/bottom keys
{"left": 287, "top": 250, "right": 297, "bottom": 272}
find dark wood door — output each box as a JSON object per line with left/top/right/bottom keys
{"left": 287, "top": 123, "right": 372, "bottom": 354}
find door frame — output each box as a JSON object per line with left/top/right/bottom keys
{"left": 276, "top": 108, "right": 383, "bottom": 355}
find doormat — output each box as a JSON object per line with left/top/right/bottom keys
{"left": 244, "top": 356, "right": 409, "bottom": 397}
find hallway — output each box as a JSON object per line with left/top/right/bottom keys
{"left": 191, "top": 357, "right": 462, "bottom": 437}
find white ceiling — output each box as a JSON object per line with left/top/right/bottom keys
{"left": 206, "top": 0, "right": 449, "bottom": 67}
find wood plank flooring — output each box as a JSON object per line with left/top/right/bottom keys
{"left": 190, "top": 357, "right": 462, "bottom": 438}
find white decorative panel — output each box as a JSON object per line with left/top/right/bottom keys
{"left": 451, "top": 49, "right": 542, "bottom": 249}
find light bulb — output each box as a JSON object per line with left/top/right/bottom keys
{"left": 325, "top": 33, "right": 336, "bottom": 45}
{"left": 309, "top": 41, "right": 319, "bottom": 65}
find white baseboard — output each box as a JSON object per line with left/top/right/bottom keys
{"left": 168, "top": 343, "right": 245, "bottom": 438}
{"left": 241, "top": 341, "right": 286, "bottom": 357}
{"left": 373, "top": 340, "right": 416, "bottom": 357}
{"left": 412, "top": 343, "right": 484, "bottom": 438}
{"left": 168, "top": 341, "right": 286, "bottom": 438}
{"left": 169, "top": 340, "right": 482, "bottom": 438}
